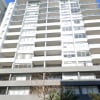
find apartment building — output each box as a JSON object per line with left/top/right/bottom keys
{"left": 0, "top": 0, "right": 7, "bottom": 24}
{"left": 0, "top": 0, "right": 100, "bottom": 100}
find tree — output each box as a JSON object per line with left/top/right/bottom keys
{"left": 31, "top": 73, "right": 60, "bottom": 100}
{"left": 61, "top": 90, "right": 78, "bottom": 100}
{"left": 47, "top": 90, "right": 60, "bottom": 100}
{"left": 89, "top": 94, "right": 100, "bottom": 100}
{"left": 47, "top": 89, "right": 78, "bottom": 100}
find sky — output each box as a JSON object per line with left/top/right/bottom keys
{"left": 4, "top": 0, "right": 100, "bottom": 5}
{"left": 97, "top": 0, "right": 100, "bottom": 2}
{"left": 5, "top": 0, "right": 15, "bottom": 4}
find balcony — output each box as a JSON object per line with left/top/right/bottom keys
{"left": 38, "top": 19, "right": 60, "bottom": 23}
{"left": 35, "top": 41, "right": 61, "bottom": 47}
{"left": 4, "top": 40, "right": 18, "bottom": 44}
{"left": 84, "top": 19, "right": 100, "bottom": 27}
{"left": 82, "top": 9, "right": 100, "bottom": 16}
{"left": 92, "top": 54, "right": 100, "bottom": 59}
{"left": 8, "top": 25, "right": 22, "bottom": 29}
{"left": 36, "top": 29, "right": 60, "bottom": 34}
{"left": 45, "top": 73, "right": 62, "bottom": 80}
{"left": 33, "top": 60, "right": 62, "bottom": 68}
{"left": 15, "top": 5, "right": 26, "bottom": 10}
{"left": 0, "top": 66, "right": 100, "bottom": 73}
{"left": 61, "top": 79, "right": 100, "bottom": 86}
{"left": 31, "top": 73, "right": 62, "bottom": 80}
{"left": 88, "top": 39, "right": 100, "bottom": 44}
{"left": 1, "top": 48, "right": 17, "bottom": 54}
{"left": 13, "top": 10, "right": 25, "bottom": 16}
{"left": 86, "top": 26, "right": 100, "bottom": 30}
{"left": 89, "top": 44, "right": 100, "bottom": 54}
{"left": 86, "top": 28, "right": 100, "bottom": 35}
{"left": 80, "top": 3, "right": 98, "bottom": 10}
{"left": 46, "top": 41, "right": 61, "bottom": 46}
{"left": 47, "top": 17, "right": 60, "bottom": 23}
{"left": 89, "top": 43, "right": 100, "bottom": 49}
{"left": 0, "top": 87, "right": 6, "bottom": 95}
{"left": 34, "top": 46, "right": 61, "bottom": 51}
{"left": 34, "top": 50, "right": 61, "bottom": 56}
{"left": 6, "top": 35, "right": 19, "bottom": 41}
{"left": 15, "top": 59, "right": 32, "bottom": 64}
{"left": 10, "top": 20, "right": 23, "bottom": 25}
{"left": 0, "top": 75, "right": 9, "bottom": 81}
{"left": 6, "top": 32, "right": 20, "bottom": 36}
{"left": 36, "top": 33, "right": 61, "bottom": 38}
{"left": 37, "top": 25, "right": 60, "bottom": 31}
{"left": 11, "top": 16, "right": 24, "bottom": 22}
{"left": 0, "top": 95, "right": 35, "bottom": 100}
{"left": 15, "top": 0, "right": 26, "bottom": 6}
{"left": 37, "top": 22, "right": 60, "bottom": 27}
{"left": 0, "top": 79, "right": 100, "bottom": 87}
{"left": 35, "top": 37, "right": 61, "bottom": 42}
{"left": 87, "top": 35, "right": 100, "bottom": 40}
{"left": 80, "top": 0, "right": 98, "bottom": 5}
{"left": 0, "top": 80, "right": 60, "bottom": 86}
{"left": 92, "top": 54, "right": 100, "bottom": 65}
{"left": 83, "top": 14, "right": 100, "bottom": 20}
{"left": 10, "top": 21, "right": 22, "bottom": 26}
{"left": 0, "top": 58, "right": 14, "bottom": 65}
{"left": 32, "top": 56, "right": 62, "bottom": 61}
{"left": 33, "top": 61, "right": 44, "bottom": 68}
{"left": 7, "top": 28, "right": 21, "bottom": 33}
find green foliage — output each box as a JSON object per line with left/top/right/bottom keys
{"left": 62, "top": 90, "right": 78, "bottom": 100}
{"left": 89, "top": 94, "right": 100, "bottom": 100}
{"left": 47, "top": 90, "right": 60, "bottom": 100}
{"left": 47, "top": 90, "right": 78, "bottom": 100}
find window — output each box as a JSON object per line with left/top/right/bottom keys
{"left": 63, "top": 34, "right": 73, "bottom": 39}
{"left": 63, "top": 43, "right": 74, "bottom": 50}
{"left": 16, "top": 54, "right": 24, "bottom": 59}
{"left": 62, "top": 27, "right": 72, "bottom": 31}
{"left": 80, "top": 73, "right": 95, "bottom": 80}
{"left": 61, "top": 0, "right": 69, "bottom": 3}
{"left": 70, "top": 0, "right": 79, "bottom": 1}
{"left": 77, "top": 51, "right": 90, "bottom": 57}
{"left": 14, "top": 64, "right": 31, "bottom": 68}
{"left": 16, "top": 53, "right": 32, "bottom": 59}
{"left": 62, "top": 20, "right": 70, "bottom": 22}
{"left": 78, "top": 61, "right": 92, "bottom": 66}
{"left": 75, "top": 42, "right": 88, "bottom": 49}
{"left": 48, "top": 0, "right": 58, "bottom": 2}
{"left": 71, "top": 8, "right": 80, "bottom": 13}
{"left": 11, "top": 75, "right": 30, "bottom": 81}
{"left": 73, "top": 19, "right": 81, "bottom": 24}
{"left": 71, "top": 3, "right": 78, "bottom": 7}
{"left": 74, "top": 33, "right": 86, "bottom": 38}
{"left": 64, "top": 61, "right": 76, "bottom": 64}
{"left": 39, "top": 3, "right": 47, "bottom": 8}
{"left": 19, "top": 44, "right": 34, "bottom": 50}
{"left": 8, "top": 87, "right": 29, "bottom": 95}
{"left": 74, "top": 26, "right": 84, "bottom": 30}
{"left": 20, "top": 37, "right": 34, "bottom": 43}
{"left": 22, "top": 30, "right": 35, "bottom": 36}
{"left": 64, "top": 54, "right": 75, "bottom": 57}
{"left": 63, "top": 86, "right": 80, "bottom": 94}
{"left": 48, "top": 7, "right": 59, "bottom": 12}
{"left": 82, "top": 86, "right": 99, "bottom": 94}
{"left": 64, "top": 51, "right": 75, "bottom": 58}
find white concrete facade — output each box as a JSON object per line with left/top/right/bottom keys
{"left": 0, "top": 0, "right": 100, "bottom": 99}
